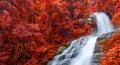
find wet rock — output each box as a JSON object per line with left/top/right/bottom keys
{"left": 55, "top": 46, "right": 66, "bottom": 55}
{"left": 55, "top": 42, "right": 71, "bottom": 55}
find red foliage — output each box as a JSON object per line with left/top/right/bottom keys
{"left": 111, "top": 8, "right": 120, "bottom": 29}
{"left": 0, "top": 0, "right": 119, "bottom": 65}
{"left": 99, "top": 32, "right": 120, "bottom": 65}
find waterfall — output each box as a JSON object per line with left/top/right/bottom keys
{"left": 47, "top": 12, "right": 114, "bottom": 65}
{"left": 90, "top": 12, "right": 114, "bottom": 35}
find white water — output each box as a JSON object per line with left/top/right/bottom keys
{"left": 70, "top": 35, "right": 98, "bottom": 65}
{"left": 90, "top": 12, "right": 114, "bottom": 35}
{"left": 47, "top": 12, "right": 114, "bottom": 65}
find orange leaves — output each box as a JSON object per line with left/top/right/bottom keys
{"left": 99, "top": 32, "right": 120, "bottom": 65}
{"left": 15, "top": 43, "right": 23, "bottom": 58}
{"left": 1, "top": 0, "right": 120, "bottom": 65}
{"left": 100, "top": 44, "right": 120, "bottom": 65}
{"left": 111, "top": 8, "right": 120, "bottom": 25}
{"left": 0, "top": 52, "right": 10, "bottom": 62}
{"left": 35, "top": 46, "right": 46, "bottom": 54}
{"left": 0, "top": 43, "right": 14, "bottom": 64}
{"left": 74, "top": 9, "right": 81, "bottom": 16}
{"left": 39, "top": 2, "right": 47, "bottom": 11}
{"left": 24, "top": 57, "right": 38, "bottom": 65}
{"left": 73, "top": 1, "right": 83, "bottom": 15}
{"left": 0, "top": 10, "right": 12, "bottom": 29}
{"left": 25, "top": 41, "right": 37, "bottom": 55}
{"left": 12, "top": 24, "right": 32, "bottom": 38}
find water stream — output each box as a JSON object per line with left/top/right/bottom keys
{"left": 47, "top": 12, "right": 114, "bottom": 65}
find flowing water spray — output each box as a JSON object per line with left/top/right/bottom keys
{"left": 47, "top": 12, "right": 114, "bottom": 65}
{"left": 90, "top": 12, "right": 114, "bottom": 35}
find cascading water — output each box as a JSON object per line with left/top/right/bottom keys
{"left": 90, "top": 12, "right": 114, "bottom": 35}
{"left": 47, "top": 12, "right": 114, "bottom": 65}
